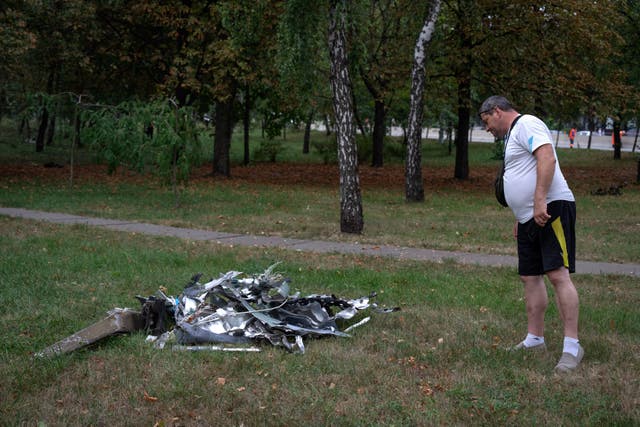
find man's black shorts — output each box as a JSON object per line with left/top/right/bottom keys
{"left": 517, "top": 200, "right": 576, "bottom": 276}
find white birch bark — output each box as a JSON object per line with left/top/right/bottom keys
{"left": 328, "top": 0, "right": 363, "bottom": 233}
{"left": 405, "top": 0, "right": 441, "bottom": 202}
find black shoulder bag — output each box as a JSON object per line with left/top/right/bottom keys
{"left": 494, "top": 114, "right": 522, "bottom": 207}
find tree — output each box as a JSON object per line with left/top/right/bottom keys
{"left": 422, "top": 0, "right": 628, "bottom": 179}
{"left": 277, "top": 0, "right": 330, "bottom": 155}
{"left": 352, "top": 0, "right": 422, "bottom": 168}
{"left": 405, "top": 1, "right": 442, "bottom": 202}
{"left": 328, "top": 0, "right": 363, "bottom": 234}
{"left": 91, "top": 1, "right": 283, "bottom": 176}
{"left": 6, "top": 0, "right": 101, "bottom": 152}
{"left": 81, "top": 99, "right": 202, "bottom": 206}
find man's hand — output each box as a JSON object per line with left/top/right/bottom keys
{"left": 533, "top": 144, "right": 555, "bottom": 226}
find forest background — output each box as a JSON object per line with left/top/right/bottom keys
{"left": 2, "top": 1, "right": 639, "bottom": 222}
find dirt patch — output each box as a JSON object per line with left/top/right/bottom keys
{"left": 0, "top": 161, "right": 634, "bottom": 194}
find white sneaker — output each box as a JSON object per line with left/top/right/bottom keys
{"left": 554, "top": 345, "right": 584, "bottom": 373}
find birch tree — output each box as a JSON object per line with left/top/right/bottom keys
{"left": 328, "top": 0, "right": 363, "bottom": 233}
{"left": 405, "top": 0, "right": 441, "bottom": 202}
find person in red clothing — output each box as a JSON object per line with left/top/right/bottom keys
{"left": 611, "top": 130, "right": 625, "bottom": 146}
{"left": 569, "top": 128, "right": 576, "bottom": 148}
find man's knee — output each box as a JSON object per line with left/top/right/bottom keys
{"left": 547, "top": 268, "right": 579, "bottom": 300}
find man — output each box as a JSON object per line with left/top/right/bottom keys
{"left": 479, "top": 95, "right": 583, "bottom": 373}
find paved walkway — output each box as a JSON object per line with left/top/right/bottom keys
{"left": 1, "top": 207, "right": 638, "bottom": 277}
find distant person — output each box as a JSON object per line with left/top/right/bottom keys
{"left": 612, "top": 129, "right": 624, "bottom": 147}
{"left": 569, "top": 127, "right": 576, "bottom": 149}
{"left": 479, "top": 95, "right": 584, "bottom": 374}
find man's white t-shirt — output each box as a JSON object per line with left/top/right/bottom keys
{"left": 503, "top": 114, "right": 574, "bottom": 224}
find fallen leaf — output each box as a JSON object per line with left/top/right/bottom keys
{"left": 143, "top": 390, "right": 158, "bottom": 402}
{"left": 421, "top": 385, "right": 434, "bottom": 396}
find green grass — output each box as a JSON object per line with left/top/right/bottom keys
{"left": 1, "top": 218, "right": 638, "bottom": 426}
{"left": 1, "top": 132, "right": 638, "bottom": 263}
{"left": 1, "top": 117, "right": 640, "bottom": 424}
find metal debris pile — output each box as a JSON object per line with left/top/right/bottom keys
{"left": 37, "top": 264, "right": 397, "bottom": 357}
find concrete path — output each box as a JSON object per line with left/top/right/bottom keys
{"left": 1, "top": 207, "right": 638, "bottom": 277}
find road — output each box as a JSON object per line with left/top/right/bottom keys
{"left": 400, "top": 127, "right": 639, "bottom": 152}
{"left": 312, "top": 122, "right": 638, "bottom": 152}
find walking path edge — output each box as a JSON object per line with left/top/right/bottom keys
{"left": 1, "top": 207, "right": 638, "bottom": 277}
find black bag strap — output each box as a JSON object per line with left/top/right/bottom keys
{"left": 502, "top": 114, "right": 523, "bottom": 158}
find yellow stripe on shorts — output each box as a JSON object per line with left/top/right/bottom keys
{"left": 551, "top": 217, "right": 569, "bottom": 268}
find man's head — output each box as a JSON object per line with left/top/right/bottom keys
{"left": 479, "top": 95, "right": 519, "bottom": 139}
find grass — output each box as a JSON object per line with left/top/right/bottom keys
{"left": 1, "top": 119, "right": 638, "bottom": 263}
{"left": 1, "top": 118, "right": 639, "bottom": 425}
{"left": 0, "top": 218, "right": 638, "bottom": 426}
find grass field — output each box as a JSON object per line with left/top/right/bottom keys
{"left": 1, "top": 119, "right": 639, "bottom": 425}
{"left": 1, "top": 119, "right": 638, "bottom": 264}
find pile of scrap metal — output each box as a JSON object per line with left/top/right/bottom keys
{"left": 36, "top": 264, "right": 397, "bottom": 357}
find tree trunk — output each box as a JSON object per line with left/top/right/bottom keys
{"left": 19, "top": 116, "right": 31, "bottom": 143}
{"left": 213, "top": 93, "right": 236, "bottom": 177}
{"left": 587, "top": 104, "right": 596, "bottom": 150}
{"left": 329, "top": 0, "right": 363, "bottom": 234}
{"left": 350, "top": 82, "right": 368, "bottom": 141}
{"left": 360, "top": 69, "right": 385, "bottom": 167}
{"left": 70, "top": 100, "right": 81, "bottom": 187}
{"left": 454, "top": 75, "right": 470, "bottom": 179}
{"left": 35, "top": 105, "right": 48, "bottom": 153}
{"left": 45, "top": 113, "right": 56, "bottom": 146}
{"left": 371, "top": 98, "right": 386, "bottom": 167}
{"left": 323, "top": 115, "right": 332, "bottom": 136}
{"left": 613, "top": 121, "right": 621, "bottom": 160}
{"left": 243, "top": 88, "right": 251, "bottom": 165}
{"left": 405, "top": 0, "right": 441, "bottom": 202}
{"left": 303, "top": 110, "right": 313, "bottom": 154}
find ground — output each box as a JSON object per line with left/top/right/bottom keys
{"left": 0, "top": 161, "right": 635, "bottom": 194}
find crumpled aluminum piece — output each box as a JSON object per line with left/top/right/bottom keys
{"left": 138, "top": 263, "right": 398, "bottom": 353}
{"left": 36, "top": 264, "right": 398, "bottom": 357}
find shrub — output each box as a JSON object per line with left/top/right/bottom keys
{"left": 312, "top": 137, "right": 338, "bottom": 164}
{"left": 254, "top": 139, "right": 283, "bottom": 162}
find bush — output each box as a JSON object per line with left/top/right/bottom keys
{"left": 384, "top": 138, "right": 406, "bottom": 161}
{"left": 253, "top": 139, "right": 283, "bottom": 162}
{"left": 312, "top": 137, "right": 338, "bottom": 164}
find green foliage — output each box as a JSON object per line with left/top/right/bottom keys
{"left": 80, "top": 100, "right": 203, "bottom": 186}
{"left": 253, "top": 139, "right": 283, "bottom": 162}
{"left": 384, "top": 138, "right": 406, "bottom": 160}
{"left": 355, "top": 134, "right": 372, "bottom": 163}
{"left": 312, "top": 137, "right": 338, "bottom": 164}
{"left": 261, "top": 110, "right": 288, "bottom": 140}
